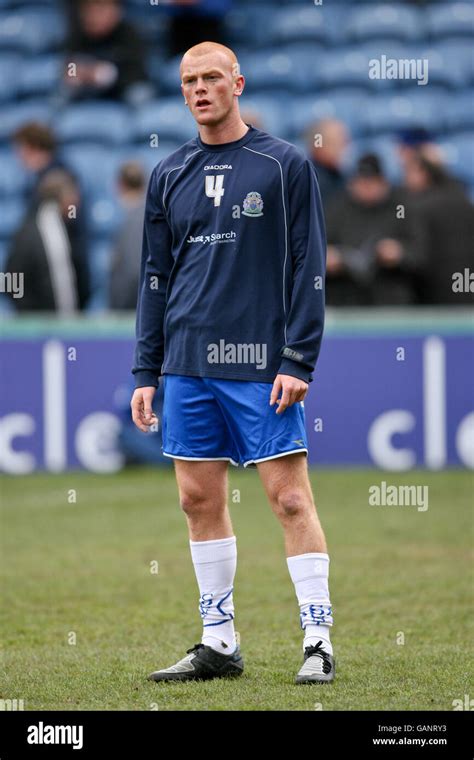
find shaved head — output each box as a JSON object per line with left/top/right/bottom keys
{"left": 180, "top": 42, "right": 239, "bottom": 77}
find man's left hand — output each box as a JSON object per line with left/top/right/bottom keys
{"left": 270, "top": 374, "right": 308, "bottom": 414}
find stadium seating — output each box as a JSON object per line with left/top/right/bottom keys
{"left": 438, "top": 132, "right": 474, "bottom": 183}
{"left": 344, "top": 5, "right": 424, "bottom": 43}
{"left": 133, "top": 98, "right": 197, "bottom": 144}
{"left": 0, "top": 8, "right": 66, "bottom": 53}
{"left": 56, "top": 102, "right": 133, "bottom": 146}
{"left": 0, "top": 0, "right": 472, "bottom": 311}
{"left": 426, "top": 3, "right": 474, "bottom": 40}
{"left": 0, "top": 100, "right": 52, "bottom": 143}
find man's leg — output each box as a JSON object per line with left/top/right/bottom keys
{"left": 257, "top": 452, "right": 334, "bottom": 670}
{"left": 174, "top": 459, "right": 238, "bottom": 654}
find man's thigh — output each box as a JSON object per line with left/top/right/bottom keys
{"left": 174, "top": 459, "right": 229, "bottom": 504}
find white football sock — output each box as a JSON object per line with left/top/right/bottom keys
{"left": 189, "top": 536, "right": 237, "bottom": 655}
{"left": 287, "top": 552, "right": 333, "bottom": 655}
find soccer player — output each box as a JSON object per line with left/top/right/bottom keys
{"left": 131, "top": 42, "right": 334, "bottom": 684}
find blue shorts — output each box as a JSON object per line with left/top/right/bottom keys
{"left": 161, "top": 374, "right": 308, "bottom": 468}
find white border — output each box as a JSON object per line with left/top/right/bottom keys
{"left": 162, "top": 452, "right": 240, "bottom": 467}
{"left": 243, "top": 448, "right": 308, "bottom": 467}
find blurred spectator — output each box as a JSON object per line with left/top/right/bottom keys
{"left": 307, "top": 119, "right": 350, "bottom": 207}
{"left": 109, "top": 161, "right": 146, "bottom": 310}
{"left": 325, "top": 154, "right": 424, "bottom": 306}
{"left": 63, "top": 0, "right": 152, "bottom": 104}
{"left": 398, "top": 128, "right": 465, "bottom": 195}
{"left": 5, "top": 171, "right": 90, "bottom": 312}
{"left": 405, "top": 153, "right": 473, "bottom": 305}
{"left": 13, "top": 122, "right": 76, "bottom": 205}
{"left": 166, "top": 0, "right": 232, "bottom": 57}
{"left": 240, "top": 110, "right": 265, "bottom": 131}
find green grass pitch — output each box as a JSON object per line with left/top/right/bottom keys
{"left": 1, "top": 468, "right": 472, "bottom": 711}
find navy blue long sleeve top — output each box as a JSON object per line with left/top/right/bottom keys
{"left": 132, "top": 125, "right": 326, "bottom": 387}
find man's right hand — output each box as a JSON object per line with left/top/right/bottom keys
{"left": 131, "top": 386, "right": 158, "bottom": 432}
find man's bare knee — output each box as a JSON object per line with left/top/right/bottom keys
{"left": 275, "top": 486, "right": 311, "bottom": 519}
{"left": 174, "top": 460, "right": 228, "bottom": 517}
{"left": 179, "top": 486, "right": 207, "bottom": 515}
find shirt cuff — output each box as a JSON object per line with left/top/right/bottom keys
{"left": 277, "top": 358, "right": 313, "bottom": 383}
{"left": 133, "top": 369, "right": 160, "bottom": 388}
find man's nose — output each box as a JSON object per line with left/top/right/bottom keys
{"left": 195, "top": 79, "right": 208, "bottom": 94}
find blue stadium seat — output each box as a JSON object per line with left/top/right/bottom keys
{"left": 238, "top": 95, "right": 289, "bottom": 139}
{"left": 0, "top": 9, "right": 66, "bottom": 53}
{"left": 415, "top": 43, "right": 471, "bottom": 88}
{"left": 19, "top": 55, "right": 62, "bottom": 97}
{"left": 86, "top": 238, "right": 114, "bottom": 313}
{"left": 238, "top": 49, "right": 319, "bottom": 94}
{"left": 0, "top": 100, "right": 52, "bottom": 142}
{"left": 437, "top": 40, "right": 474, "bottom": 86}
{"left": 0, "top": 53, "right": 20, "bottom": 102}
{"left": 0, "top": 149, "right": 28, "bottom": 196}
{"left": 427, "top": 3, "right": 474, "bottom": 40}
{"left": 345, "top": 5, "right": 424, "bottom": 43}
{"left": 123, "top": 143, "right": 183, "bottom": 176}
{"left": 286, "top": 90, "right": 370, "bottom": 141}
{"left": 133, "top": 99, "right": 200, "bottom": 144}
{"left": 225, "top": 5, "right": 281, "bottom": 47}
{"left": 268, "top": 5, "right": 343, "bottom": 46}
{"left": 87, "top": 192, "right": 122, "bottom": 238}
{"left": 159, "top": 55, "right": 183, "bottom": 95}
{"left": 317, "top": 47, "right": 375, "bottom": 91}
{"left": 360, "top": 89, "right": 448, "bottom": 135}
{"left": 445, "top": 91, "right": 474, "bottom": 132}
{"left": 439, "top": 132, "right": 474, "bottom": 183}
{"left": 60, "top": 144, "right": 125, "bottom": 197}
{"left": 56, "top": 103, "right": 132, "bottom": 146}
{"left": 0, "top": 197, "right": 24, "bottom": 237}
{"left": 124, "top": 3, "right": 168, "bottom": 45}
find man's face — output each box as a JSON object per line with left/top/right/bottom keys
{"left": 349, "top": 176, "right": 388, "bottom": 205}
{"left": 15, "top": 143, "right": 47, "bottom": 172}
{"left": 80, "top": 0, "right": 121, "bottom": 38}
{"left": 180, "top": 52, "right": 243, "bottom": 127}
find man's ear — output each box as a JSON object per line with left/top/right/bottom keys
{"left": 234, "top": 75, "right": 245, "bottom": 97}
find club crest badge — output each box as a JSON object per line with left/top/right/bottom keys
{"left": 242, "top": 191, "right": 264, "bottom": 217}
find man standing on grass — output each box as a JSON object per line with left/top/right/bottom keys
{"left": 131, "top": 42, "right": 334, "bottom": 684}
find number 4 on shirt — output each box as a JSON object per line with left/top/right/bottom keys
{"left": 205, "top": 175, "right": 225, "bottom": 207}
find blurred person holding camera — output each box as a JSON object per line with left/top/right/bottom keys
{"left": 325, "top": 154, "right": 424, "bottom": 306}
{"left": 62, "top": 0, "right": 152, "bottom": 104}
{"left": 405, "top": 152, "right": 473, "bottom": 305}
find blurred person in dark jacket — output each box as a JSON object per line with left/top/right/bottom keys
{"left": 13, "top": 122, "right": 75, "bottom": 204}
{"left": 307, "top": 119, "right": 350, "bottom": 209}
{"left": 5, "top": 171, "right": 90, "bottom": 312}
{"left": 405, "top": 153, "right": 473, "bottom": 305}
{"left": 398, "top": 128, "right": 466, "bottom": 197}
{"left": 63, "top": 0, "right": 151, "bottom": 103}
{"left": 325, "top": 154, "right": 424, "bottom": 306}
{"left": 109, "top": 161, "right": 146, "bottom": 310}
{"left": 166, "top": 0, "right": 232, "bottom": 57}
